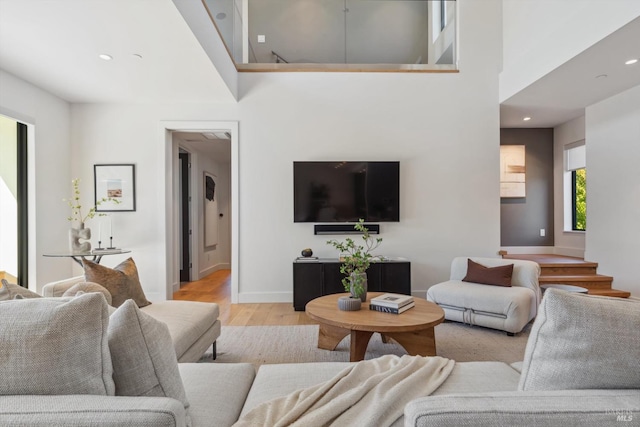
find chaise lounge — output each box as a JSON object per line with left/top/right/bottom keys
{"left": 42, "top": 275, "right": 221, "bottom": 362}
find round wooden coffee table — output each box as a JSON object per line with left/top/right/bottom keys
{"left": 306, "top": 292, "right": 445, "bottom": 362}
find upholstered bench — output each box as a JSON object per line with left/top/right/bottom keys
{"left": 426, "top": 257, "right": 541, "bottom": 334}
{"left": 42, "top": 276, "right": 220, "bottom": 362}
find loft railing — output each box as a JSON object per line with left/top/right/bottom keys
{"left": 271, "top": 51, "right": 289, "bottom": 64}
{"left": 202, "top": 0, "right": 457, "bottom": 72}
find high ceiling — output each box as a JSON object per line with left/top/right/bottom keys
{"left": 500, "top": 16, "right": 640, "bottom": 128}
{"left": 0, "top": 0, "right": 637, "bottom": 129}
{"left": 0, "top": 0, "right": 235, "bottom": 103}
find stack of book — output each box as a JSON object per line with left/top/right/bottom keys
{"left": 369, "top": 293, "right": 415, "bottom": 314}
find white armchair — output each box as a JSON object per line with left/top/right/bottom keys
{"left": 426, "top": 257, "right": 541, "bottom": 335}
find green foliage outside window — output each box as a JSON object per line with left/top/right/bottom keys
{"left": 573, "top": 169, "right": 586, "bottom": 231}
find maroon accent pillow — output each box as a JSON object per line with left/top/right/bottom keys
{"left": 462, "top": 259, "right": 514, "bottom": 287}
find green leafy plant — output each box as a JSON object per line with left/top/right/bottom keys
{"left": 63, "top": 178, "right": 120, "bottom": 223}
{"left": 326, "top": 219, "right": 383, "bottom": 298}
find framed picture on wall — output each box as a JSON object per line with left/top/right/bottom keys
{"left": 94, "top": 164, "right": 136, "bottom": 211}
{"left": 500, "top": 145, "right": 526, "bottom": 198}
{"left": 204, "top": 171, "right": 218, "bottom": 248}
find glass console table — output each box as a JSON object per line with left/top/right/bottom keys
{"left": 43, "top": 250, "right": 131, "bottom": 266}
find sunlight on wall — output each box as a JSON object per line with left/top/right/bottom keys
{"left": 0, "top": 115, "right": 18, "bottom": 278}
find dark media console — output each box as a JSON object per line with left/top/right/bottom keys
{"left": 293, "top": 259, "right": 411, "bottom": 311}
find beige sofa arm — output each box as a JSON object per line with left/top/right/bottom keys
{"left": 41, "top": 276, "right": 85, "bottom": 297}
{"left": 0, "top": 395, "right": 187, "bottom": 427}
{"left": 404, "top": 390, "right": 640, "bottom": 426}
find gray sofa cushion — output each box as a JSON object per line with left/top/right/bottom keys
{"left": 63, "top": 281, "right": 113, "bottom": 305}
{"left": 519, "top": 289, "right": 640, "bottom": 391}
{"left": 0, "top": 278, "right": 41, "bottom": 300}
{"left": 180, "top": 363, "right": 255, "bottom": 427}
{"left": 0, "top": 293, "right": 115, "bottom": 396}
{"left": 431, "top": 361, "right": 520, "bottom": 395}
{"left": 405, "top": 390, "right": 640, "bottom": 427}
{"left": 109, "top": 300, "right": 189, "bottom": 413}
{"left": 240, "top": 362, "right": 353, "bottom": 417}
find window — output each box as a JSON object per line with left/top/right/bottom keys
{"left": 572, "top": 169, "right": 586, "bottom": 231}
{"left": 564, "top": 143, "right": 586, "bottom": 232}
{"left": 440, "top": 0, "right": 447, "bottom": 32}
{"left": 0, "top": 115, "right": 28, "bottom": 286}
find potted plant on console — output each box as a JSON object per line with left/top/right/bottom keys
{"left": 327, "top": 219, "right": 382, "bottom": 310}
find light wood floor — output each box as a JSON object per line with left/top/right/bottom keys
{"left": 173, "top": 270, "right": 316, "bottom": 327}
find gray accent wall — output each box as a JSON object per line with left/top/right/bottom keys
{"left": 500, "top": 128, "right": 554, "bottom": 246}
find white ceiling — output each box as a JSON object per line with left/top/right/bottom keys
{"left": 500, "top": 16, "right": 640, "bottom": 128}
{"left": 0, "top": 0, "right": 637, "bottom": 128}
{"left": 0, "top": 0, "right": 235, "bottom": 103}
{"left": 173, "top": 131, "right": 231, "bottom": 163}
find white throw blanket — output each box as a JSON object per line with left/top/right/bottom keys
{"left": 233, "top": 355, "right": 454, "bottom": 427}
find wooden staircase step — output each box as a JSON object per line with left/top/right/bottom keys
{"left": 503, "top": 254, "right": 599, "bottom": 275}
{"left": 540, "top": 265, "right": 599, "bottom": 276}
{"left": 500, "top": 253, "right": 631, "bottom": 298}
{"left": 539, "top": 274, "right": 613, "bottom": 289}
{"left": 587, "top": 289, "right": 631, "bottom": 298}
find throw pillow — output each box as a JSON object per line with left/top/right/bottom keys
{"left": 519, "top": 288, "right": 640, "bottom": 390}
{"left": 108, "top": 299, "right": 189, "bottom": 410}
{"left": 83, "top": 258, "right": 151, "bottom": 308}
{"left": 462, "top": 259, "right": 513, "bottom": 287}
{"left": 63, "top": 281, "right": 113, "bottom": 305}
{"left": 0, "top": 292, "right": 115, "bottom": 396}
{"left": 0, "top": 278, "right": 42, "bottom": 300}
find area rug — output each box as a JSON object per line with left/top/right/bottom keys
{"left": 200, "top": 321, "right": 530, "bottom": 366}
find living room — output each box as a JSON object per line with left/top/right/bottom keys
{"left": 1, "top": 0, "right": 637, "bottom": 303}
{"left": 1, "top": 1, "right": 639, "bottom": 425}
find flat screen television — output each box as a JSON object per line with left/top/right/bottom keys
{"left": 294, "top": 161, "right": 400, "bottom": 223}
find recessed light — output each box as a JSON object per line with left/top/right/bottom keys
{"left": 132, "top": 54, "right": 143, "bottom": 59}
{"left": 215, "top": 12, "right": 226, "bottom": 20}
{"left": 595, "top": 74, "right": 608, "bottom": 79}
{"left": 523, "top": 117, "right": 531, "bottom": 121}
{"left": 98, "top": 54, "right": 112, "bottom": 61}
{"left": 625, "top": 58, "right": 638, "bottom": 65}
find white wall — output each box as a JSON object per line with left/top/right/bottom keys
{"left": 236, "top": 0, "right": 502, "bottom": 302}
{"left": 585, "top": 85, "right": 640, "bottom": 297}
{"left": 500, "top": 0, "right": 640, "bottom": 102}
{"left": 553, "top": 115, "right": 586, "bottom": 257}
{"left": 194, "top": 152, "right": 231, "bottom": 278}
{"left": 69, "top": 104, "right": 238, "bottom": 301}
{"left": 0, "top": 70, "right": 72, "bottom": 292}
{"left": 65, "top": 0, "right": 501, "bottom": 303}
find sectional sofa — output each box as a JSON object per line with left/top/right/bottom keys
{"left": 1, "top": 287, "right": 638, "bottom": 426}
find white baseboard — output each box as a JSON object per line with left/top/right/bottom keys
{"left": 199, "top": 262, "right": 231, "bottom": 278}
{"left": 238, "top": 291, "right": 292, "bottom": 304}
{"left": 172, "top": 282, "right": 180, "bottom": 293}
